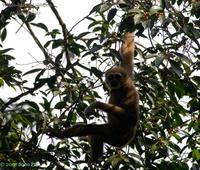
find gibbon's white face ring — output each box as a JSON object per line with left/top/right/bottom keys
{"left": 106, "top": 73, "right": 123, "bottom": 89}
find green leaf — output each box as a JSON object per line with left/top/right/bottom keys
{"left": 52, "top": 39, "right": 63, "bottom": 49}
{"left": 172, "top": 133, "right": 181, "bottom": 142}
{"left": 44, "top": 40, "right": 52, "bottom": 48}
{"left": 189, "top": 99, "right": 200, "bottom": 113}
{"left": 169, "top": 60, "right": 183, "bottom": 76}
{"left": 151, "top": 28, "right": 159, "bottom": 38}
{"left": 173, "top": 112, "right": 183, "bottom": 125}
{"left": 88, "top": 20, "right": 102, "bottom": 30}
{"left": 192, "top": 149, "right": 200, "bottom": 161}
{"left": 169, "top": 141, "right": 180, "bottom": 152}
{"left": 107, "top": 8, "right": 117, "bottom": 22}
{"left": 72, "top": 149, "right": 81, "bottom": 158}
{"left": 26, "top": 13, "right": 36, "bottom": 22}
{"left": 0, "top": 78, "right": 4, "bottom": 87}
{"left": 18, "top": 14, "right": 26, "bottom": 21}
{"left": 171, "top": 0, "right": 176, "bottom": 4}
{"left": 91, "top": 67, "right": 103, "bottom": 78}
{"left": 154, "top": 56, "right": 164, "bottom": 67}
{"left": 55, "top": 101, "right": 66, "bottom": 110}
{"left": 23, "top": 68, "right": 42, "bottom": 76}
{"left": 177, "top": 0, "right": 182, "bottom": 6}
{"left": 42, "top": 97, "right": 51, "bottom": 113}
{"left": 31, "top": 23, "right": 49, "bottom": 32}
{"left": 76, "top": 32, "right": 90, "bottom": 40}
{"left": 109, "top": 49, "right": 122, "bottom": 62}
{"left": 89, "top": 3, "right": 102, "bottom": 14}
{"left": 192, "top": 76, "right": 200, "bottom": 86}
{"left": 47, "top": 76, "right": 56, "bottom": 88}
{"left": 1, "top": 28, "right": 7, "bottom": 42}
{"left": 26, "top": 100, "right": 40, "bottom": 111}
{"left": 46, "top": 29, "right": 61, "bottom": 39}
{"left": 160, "top": 0, "right": 166, "bottom": 9}
{"left": 0, "top": 48, "right": 13, "bottom": 55}
{"left": 90, "top": 43, "right": 102, "bottom": 53}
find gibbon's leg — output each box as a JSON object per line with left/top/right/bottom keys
{"left": 90, "top": 136, "right": 104, "bottom": 162}
{"left": 58, "top": 124, "right": 132, "bottom": 146}
{"left": 58, "top": 124, "right": 112, "bottom": 139}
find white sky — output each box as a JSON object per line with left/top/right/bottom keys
{"left": 0, "top": 0, "right": 100, "bottom": 98}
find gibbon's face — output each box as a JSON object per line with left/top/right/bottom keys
{"left": 105, "top": 67, "right": 127, "bottom": 90}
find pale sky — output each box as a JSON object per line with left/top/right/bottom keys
{"left": 0, "top": 0, "right": 100, "bottom": 98}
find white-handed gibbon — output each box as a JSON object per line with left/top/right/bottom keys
{"left": 46, "top": 32, "right": 139, "bottom": 163}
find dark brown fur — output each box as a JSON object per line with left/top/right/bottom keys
{"left": 46, "top": 32, "right": 139, "bottom": 162}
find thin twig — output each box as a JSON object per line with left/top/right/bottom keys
{"left": 25, "top": 22, "right": 51, "bottom": 62}
{"left": 69, "top": 15, "right": 89, "bottom": 33}
{"left": 46, "top": 0, "right": 71, "bottom": 67}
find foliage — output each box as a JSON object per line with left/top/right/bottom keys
{"left": 0, "top": 0, "right": 199, "bottom": 169}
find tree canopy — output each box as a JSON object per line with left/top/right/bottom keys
{"left": 0, "top": 0, "right": 199, "bottom": 169}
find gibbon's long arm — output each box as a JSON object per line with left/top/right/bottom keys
{"left": 121, "top": 32, "right": 135, "bottom": 77}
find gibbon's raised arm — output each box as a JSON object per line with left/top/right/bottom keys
{"left": 46, "top": 32, "right": 139, "bottom": 163}
{"left": 121, "top": 32, "right": 135, "bottom": 77}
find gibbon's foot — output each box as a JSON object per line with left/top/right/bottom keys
{"left": 45, "top": 124, "right": 88, "bottom": 139}
{"left": 45, "top": 127, "right": 60, "bottom": 138}
{"left": 60, "top": 124, "right": 87, "bottom": 138}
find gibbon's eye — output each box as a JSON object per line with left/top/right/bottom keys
{"left": 107, "top": 73, "right": 122, "bottom": 81}
{"left": 114, "top": 73, "right": 123, "bottom": 79}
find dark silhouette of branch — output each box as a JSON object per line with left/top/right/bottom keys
{"left": 0, "top": 80, "right": 45, "bottom": 112}
{"left": 46, "top": 0, "right": 71, "bottom": 67}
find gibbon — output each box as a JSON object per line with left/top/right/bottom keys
{"left": 46, "top": 32, "right": 139, "bottom": 163}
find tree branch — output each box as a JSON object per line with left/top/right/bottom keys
{"left": 46, "top": 0, "right": 71, "bottom": 67}
{"left": 0, "top": 81, "right": 44, "bottom": 112}
{"left": 25, "top": 22, "right": 52, "bottom": 63}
